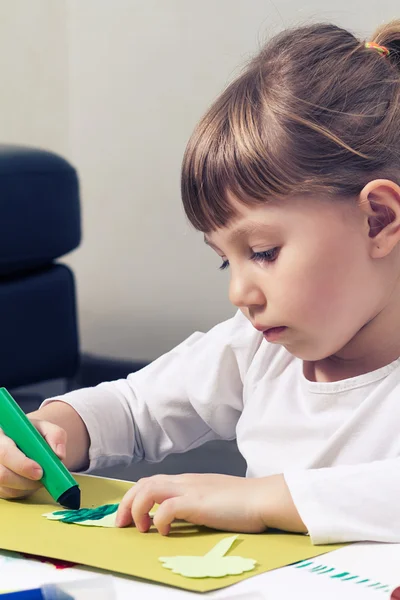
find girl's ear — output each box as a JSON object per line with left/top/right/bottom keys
{"left": 358, "top": 179, "right": 400, "bottom": 258}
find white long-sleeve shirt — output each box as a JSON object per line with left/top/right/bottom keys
{"left": 43, "top": 310, "right": 400, "bottom": 545}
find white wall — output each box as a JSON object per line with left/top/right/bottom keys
{"left": 0, "top": 0, "right": 68, "bottom": 155}
{"left": 66, "top": 0, "right": 275, "bottom": 361}
{"left": 1, "top": 1, "right": 398, "bottom": 362}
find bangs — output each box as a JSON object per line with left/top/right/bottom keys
{"left": 181, "top": 22, "right": 400, "bottom": 233}
{"left": 181, "top": 72, "right": 295, "bottom": 233}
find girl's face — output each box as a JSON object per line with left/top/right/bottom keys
{"left": 205, "top": 194, "right": 389, "bottom": 361}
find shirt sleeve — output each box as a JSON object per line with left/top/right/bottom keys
{"left": 284, "top": 458, "right": 400, "bottom": 544}
{"left": 42, "top": 310, "right": 262, "bottom": 472}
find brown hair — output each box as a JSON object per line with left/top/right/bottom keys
{"left": 181, "top": 21, "right": 400, "bottom": 232}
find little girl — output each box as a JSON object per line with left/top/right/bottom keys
{"left": 2, "top": 20, "right": 400, "bottom": 545}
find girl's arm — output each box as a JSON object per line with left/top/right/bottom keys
{"left": 284, "top": 458, "right": 400, "bottom": 544}
{"left": 38, "top": 310, "right": 263, "bottom": 473}
{"left": 114, "top": 460, "right": 400, "bottom": 541}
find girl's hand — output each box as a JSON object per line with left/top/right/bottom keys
{"left": 0, "top": 418, "right": 66, "bottom": 500}
{"left": 116, "top": 473, "right": 306, "bottom": 535}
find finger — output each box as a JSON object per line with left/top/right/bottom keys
{"left": 31, "top": 419, "right": 67, "bottom": 461}
{"left": 116, "top": 476, "right": 182, "bottom": 530}
{"left": 153, "top": 496, "right": 199, "bottom": 536}
{"left": 116, "top": 484, "right": 140, "bottom": 527}
{"left": 131, "top": 479, "right": 184, "bottom": 533}
{"left": 0, "top": 434, "right": 43, "bottom": 481}
{"left": 0, "top": 485, "right": 38, "bottom": 500}
{"left": 116, "top": 476, "right": 167, "bottom": 528}
{"left": 0, "top": 464, "right": 42, "bottom": 491}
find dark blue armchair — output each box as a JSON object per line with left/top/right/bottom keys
{"left": 0, "top": 144, "right": 81, "bottom": 391}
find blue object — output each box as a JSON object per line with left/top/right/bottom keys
{"left": 0, "top": 578, "right": 115, "bottom": 599}
{"left": 0, "top": 144, "right": 81, "bottom": 389}
{"left": 0, "top": 587, "right": 72, "bottom": 599}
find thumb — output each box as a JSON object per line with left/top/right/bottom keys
{"left": 30, "top": 418, "right": 67, "bottom": 461}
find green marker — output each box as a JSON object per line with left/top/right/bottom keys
{"left": 0, "top": 388, "right": 80, "bottom": 509}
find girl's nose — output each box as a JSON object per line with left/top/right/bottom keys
{"left": 228, "top": 268, "right": 265, "bottom": 309}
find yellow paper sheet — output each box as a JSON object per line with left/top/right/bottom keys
{"left": 0, "top": 474, "right": 343, "bottom": 592}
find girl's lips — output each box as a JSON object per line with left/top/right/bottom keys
{"left": 263, "top": 326, "right": 287, "bottom": 342}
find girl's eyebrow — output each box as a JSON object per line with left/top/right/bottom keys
{"left": 204, "top": 223, "right": 278, "bottom": 247}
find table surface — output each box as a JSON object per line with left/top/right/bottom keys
{"left": 0, "top": 546, "right": 391, "bottom": 600}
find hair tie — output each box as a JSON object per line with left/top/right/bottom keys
{"left": 365, "top": 41, "right": 390, "bottom": 56}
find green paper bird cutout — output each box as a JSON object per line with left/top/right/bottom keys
{"left": 159, "top": 535, "right": 257, "bottom": 578}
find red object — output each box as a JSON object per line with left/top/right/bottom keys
{"left": 21, "top": 552, "right": 77, "bottom": 569}
{"left": 391, "top": 588, "right": 400, "bottom": 599}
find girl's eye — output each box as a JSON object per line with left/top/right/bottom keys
{"left": 251, "top": 247, "right": 279, "bottom": 264}
{"left": 218, "top": 247, "right": 279, "bottom": 270}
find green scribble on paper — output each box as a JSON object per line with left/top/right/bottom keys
{"left": 43, "top": 503, "right": 119, "bottom": 527}
{"left": 53, "top": 503, "right": 119, "bottom": 522}
{"left": 159, "top": 535, "right": 257, "bottom": 579}
{"left": 44, "top": 502, "right": 158, "bottom": 528}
